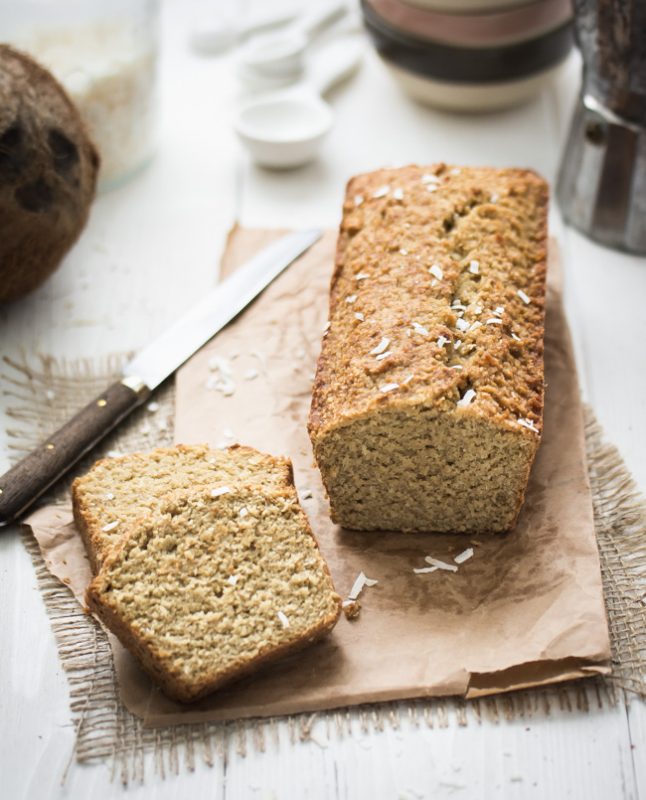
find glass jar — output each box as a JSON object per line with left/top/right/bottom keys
{"left": 4, "top": 0, "right": 160, "bottom": 190}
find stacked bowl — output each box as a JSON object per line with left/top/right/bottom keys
{"left": 362, "top": 0, "right": 574, "bottom": 111}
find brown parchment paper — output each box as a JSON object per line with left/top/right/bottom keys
{"left": 25, "top": 227, "right": 611, "bottom": 727}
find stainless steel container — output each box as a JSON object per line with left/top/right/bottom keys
{"left": 557, "top": 0, "right": 646, "bottom": 253}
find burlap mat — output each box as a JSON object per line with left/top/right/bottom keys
{"left": 3, "top": 341, "right": 645, "bottom": 782}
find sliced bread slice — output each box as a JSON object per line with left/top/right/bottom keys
{"left": 72, "top": 444, "right": 292, "bottom": 571}
{"left": 86, "top": 486, "right": 341, "bottom": 703}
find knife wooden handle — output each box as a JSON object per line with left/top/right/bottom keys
{"left": 0, "top": 380, "right": 149, "bottom": 527}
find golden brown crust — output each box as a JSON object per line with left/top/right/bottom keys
{"left": 309, "top": 164, "right": 547, "bottom": 440}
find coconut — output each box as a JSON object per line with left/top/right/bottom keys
{"left": 0, "top": 45, "right": 99, "bottom": 303}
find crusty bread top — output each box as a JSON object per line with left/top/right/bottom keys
{"left": 309, "top": 164, "right": 547, "bottom": 441}
{"left": 72, "top": 444, "right": 292, "bottom": 570}
{"left": 86, "top": 486, "right": 341, "bottom": 702}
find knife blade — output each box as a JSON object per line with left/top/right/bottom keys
{"left": 0, "top": 229, "right": 322, "bottom": 526}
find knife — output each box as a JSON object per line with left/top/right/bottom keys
{"left": 0, "top": 229, "right": 322, "bottom": 526}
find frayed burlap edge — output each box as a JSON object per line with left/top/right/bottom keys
{"left": 4, "top": 354, "right": 644, "bottom": 784}
{"left": 584, "top": 406, "right": 646, "bottom": 697}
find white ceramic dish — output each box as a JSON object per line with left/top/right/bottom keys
{"left": 384, "top": 58, "right": 568, "bottom": 112}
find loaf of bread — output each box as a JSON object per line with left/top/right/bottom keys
{"left": 308, "top": 164, "right": 547, "bottom": 533}
{"left": 86, "top": 486, "right": 342, "bottom": 703}
{"left": 72, "top": 444, "right": 292, "bottom": 571}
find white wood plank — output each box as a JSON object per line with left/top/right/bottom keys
{"left": 222, "top": 697, "right": 638, "bottom": 800}
{"left": 628, "top": 699, "right": 646, "bottom": 793}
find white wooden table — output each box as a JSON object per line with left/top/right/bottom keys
{"left": 2, "top": 2, "right": 645, "bottom": 797}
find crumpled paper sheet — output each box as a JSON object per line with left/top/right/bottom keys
{"left": 25, "top": 227, "right": 611, "bottom": 726}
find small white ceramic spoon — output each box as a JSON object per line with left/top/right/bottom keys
{"left": 237, "top": 0, "right": 347, "bottom": 82}
{"left": 234, "top": 37, "right": 363, "bottom": 169}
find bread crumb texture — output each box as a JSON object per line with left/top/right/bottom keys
{"left": 72, "top": 444, "right": 291, "bottom": 571}
{"left": 87, "top": 487, "right": 341, "bottom": 703}
{"left": 309, "top": 164, "right": 547, "bottom": 533}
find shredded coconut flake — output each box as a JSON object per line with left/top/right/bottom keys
{"left": 486, "top": 318, "right": 503, "bottom": 325}
{"left": 450, "top": 167, "right": 461, "bottom": 175}
{"left": 457, "top": 388, "right": 476, "bottom": 408}
{"left": 425, "top": 556, "right": 458, "bottom": 572}
{"left": 348, "top": 571, "right": 378, "bottom": 601}
{"left": 372, "top": 184, "right": 390, "bottom": 199}
{"left": 403, "top": 373, "right": 414, "bottom": 384}
{"left": 494, "top": 306, "right": 505, "bottom": 316}
{"left": 375, "top": 350, "right": 392, "bottom": 361}
{"left": 206, "top": 356, "right": 236, "bottom": 396}
{"left": 146, "top": 401, "right": 159, "bottom": 412}
{"left": 355, "top": 272, "right": 370, "bottom": 281}
{"left": 454, "top": 548, "right": 474, "bottom": 565}
{"left": 277, "top": 611, "right": 290, "bottom": 628}
{"left": 392, "top": 188, "right": 404, "bottom": 200}
{"left": 454, "top": 340, "right": 462, "bottom": 351}
{"left": 490, "top": 193, "right": 499, "bottom": 203}
{"left": 238, "top": 507, "right": 249, "bottom": 517}
{"left": 211, "top": 486, "right": 231, "bottom": 497}
{"left": 426, "top": 185, "right": 437, "bottom": 193}
{"left": 370, "top": 337, "right": 390, "bottom": 355}
{"left": 421, "top": 173, "right": 440, "bottom": 185}
{"left": 412, "top": 322, "right": 429, "bottom": 336}
{"left": 450, "top": 365, "right": 463, "bottom": 370}
{"left": 469, "top": 260, "right": 480, "bottom": 274}
{"left": 354, "top": 312, "right": 365, "bottom": 322}
{"left": 517, "top": 417, "right": 539, "bottom": 432}
{"left": 354, "top": 194, "right": 364, "bottom": 206}
{"left": 399, "top": 248, "right": 408, "bottom": 255}
{"left": 104, "top": 492, "right": 115, "bottom": 501}
{"left": 474, "top": 305, "right": 483, "bottom": 315}
{"left": 517, "top": 289, "right": 531, "bottom": 304}
{"left": 228, "top": 575, "right": 239, "bottom": 586}
{"left": 437, "top": 335, "right": 450, "bottom": 347}
{"left": 379, "top": 383, "right": 399, "bottom": 393}
{"left": 345, "top": 294, "right": 357, "bottom": 304}
{"left": 429, "top": 264, "right": 443, "bottom": 280}
{"left": 469, "top": 321, "right": 482, "bottom": 332}
{"left": 106, "top": 450, "right": 123, "bottom": 458}
{"left": 102, "top": 521, "right": 119, "bottom": 532}
{"left": 414, "top": 566, "right": 438, "bottom": 574}
{"left": 511, "top": 332, "right": 521, "bottom": 341}
{"left": 208, "top": 355, "right": 232, "bottom": 376}
{"left": 455, "top": 318, "right": 469, "bottom": 332}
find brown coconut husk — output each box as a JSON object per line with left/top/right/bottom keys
{"left": 0, "top": 45, "right": 100, "bottom": 303}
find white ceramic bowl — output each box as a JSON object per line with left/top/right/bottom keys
{"left": 235, "top": 91, "right": 333, "bottom": 169}
{"left": 362, "top": 0, "right": 573, "bottom": 111}
{"left": 385, "top": 59, "right": 568, "bottom": 112}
